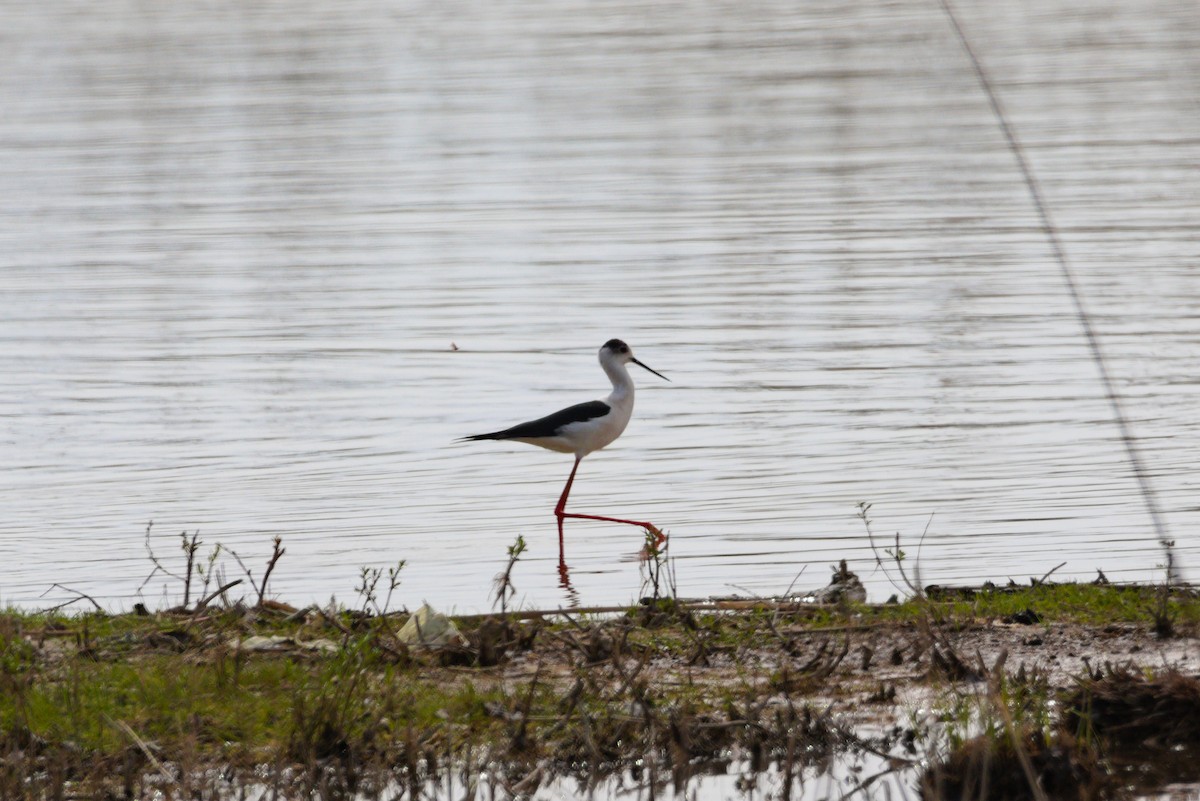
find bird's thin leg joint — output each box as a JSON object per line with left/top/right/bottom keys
{"left": 555, "top": 457, "right": 582, "bottom": 557}
{"left": 554, "top": 457, "right": 582, "bottom": 520}
{"left": 555, "top": 456, "right": 667, "bottom": 552}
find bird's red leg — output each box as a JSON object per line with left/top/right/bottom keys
{"left": 555, "top": 456, "right": 583, "bottom": 558}
{"left": 556, "top": 457, "right": 666, "bottom": 553}
{"left": 561, "top": 512, "right": 667, "bottom": 549}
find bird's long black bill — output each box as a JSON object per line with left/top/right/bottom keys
{"left": 632, "top": 357, "right": 669, "bottom": 381}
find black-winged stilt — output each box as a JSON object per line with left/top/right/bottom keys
{"left": 462, "top": 339, "right": 669, "bottom": 559}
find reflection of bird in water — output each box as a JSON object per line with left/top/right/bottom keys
{"left": 461, "top": 339, "right": 669, "bottom": 572}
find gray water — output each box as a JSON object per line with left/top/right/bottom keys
{"left": 2, "top": 0, "right": 1198, "bottom": 613}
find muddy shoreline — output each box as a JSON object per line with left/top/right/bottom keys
{"left": 2, "top": 581, "right": 1199, "bottom": 799}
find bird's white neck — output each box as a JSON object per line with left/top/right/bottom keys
{"left": 601, "top": 357, "right": 635, "bottom": 403}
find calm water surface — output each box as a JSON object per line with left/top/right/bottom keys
{"left": 2, "top": 0, "right": 1198, "bottom": 611}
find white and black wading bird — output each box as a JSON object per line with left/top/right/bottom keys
{"left": 461, "top": 339, "right": 669, "bottom": 559}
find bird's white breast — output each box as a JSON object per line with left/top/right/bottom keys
{"left": 562, "top": 394, "right": 633, "bottom": 458}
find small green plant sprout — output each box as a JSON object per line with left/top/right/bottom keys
{"left": 1152, "top": 541, "right": 1177, "bottom": 638}
{"left": 640, "top": 526, "right": 674, "bottom": 602}
{"left": 492, "top": 535, "right": 527, "bottom": 615}
{"left": 196, "top": 543, "right": 223, "bottom": 600}
{"left": 139, "top": 522, "right": 221, "bottom": 610}
{"left": 227, "top": 535, "right": 286, "bottom": 609}
{"left": 857, "top": 502, "right": 926, "bottom": 600}
{"left": 356, "top": 560, "right": 407, "bottom": 616}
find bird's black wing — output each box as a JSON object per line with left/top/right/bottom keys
{"left": 462, "top": 400, "right": 611, "bottom": 441}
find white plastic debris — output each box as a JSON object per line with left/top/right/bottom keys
{"left": 233, "top": 635, "right": 338, "bottom": 653}
{"left": 397, "top": 603, "right": 466, "bottom": 648}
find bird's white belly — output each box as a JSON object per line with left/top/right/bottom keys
{"left": 564, "top": 412, "right": 628, "bottom": 455}
{"left": 513, "top": 435, "right": 576, "bottom": 454}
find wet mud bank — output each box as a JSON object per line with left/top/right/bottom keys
{"left": 2, "top": 580, "right": 1198, "bottom": 799}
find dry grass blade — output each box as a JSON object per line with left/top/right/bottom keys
{"left": 105, "top": 715, "right": 172, "bottom": 783}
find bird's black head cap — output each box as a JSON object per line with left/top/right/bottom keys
{"left": 603, "top": 338, "right": 630, "bottom": 354}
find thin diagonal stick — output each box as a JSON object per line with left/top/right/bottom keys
{"left": 938, "top": 0, "right": 1176, "bottom": 582}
